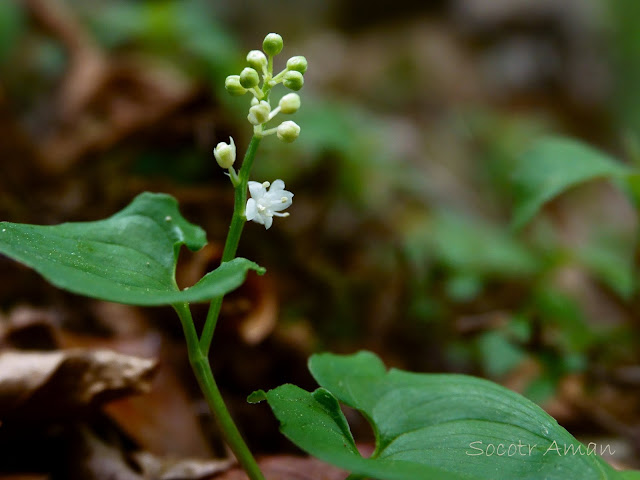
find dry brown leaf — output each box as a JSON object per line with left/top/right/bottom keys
{"left": 2, "top": 305, "right": 61, "bottom": 351}
{"left": 103, "top": 367, "right": 213, "bottom": 458}
{"left": 237, "top": 275, "right": 278, "bottom": 346}
{"left": 24, "top": 0, "right": 197, "bottom": 174}
{"left": 213, "top": 455, "right": 348, "bottom": 480}
{"left": 132, "top": 452, "right": 234, "bottom": 480}
{"left": 0, "top": 349, "right": 157, "bottom": 423}
{"left": 59, "top": 310, "right": 214, "bottom": 458}
{"left": 67, "top": 426, "right": 143, "bottom": 480}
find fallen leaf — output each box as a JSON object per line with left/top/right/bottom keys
{"left": 3, "top": 305, "right": 61, "bottom": 350}
{"left": 213, "top": 455, "right": 349, "bottom": 480}
{"left": 0, "top": 349, "right": 157, "bottom": 423}
{"left": 132, "top": 451, "right": 234, "bottom": 480}
{"left": 67, "top": 426, "right": 143, "bottom": 480}
{"left": 60, "top": 306, "right": 214, "bottom": 458}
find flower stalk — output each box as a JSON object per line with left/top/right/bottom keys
{"left": 179, "top": 32, "right": 306, "bottom": 480}
{"left": 200, "top": 134, "right": 261, "bottom": 354}
{"left": 175, "top": 303, "right": 266, "bottom": 480}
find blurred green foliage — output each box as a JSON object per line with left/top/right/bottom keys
{"left": 607, "top": 0, "right": 640, "bottom": 135}
{"left": 1, "top": 0, "right": 639, "bottom": 414}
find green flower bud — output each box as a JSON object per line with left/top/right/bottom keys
{"left": 248, "top": 100, "right": 271, "bottom": 125}
{"left": 279, "top": 93, "right": 301, "bottom": 114}
{"left": 286, "top": 56, "right": 308, "bottom": 74}
{"left": 277, "top": 120, "right": 300, "bottom": 143}
{"left": 263, "top": 33, "right": 283, "bottom": 56}
{"left": 225, "top": 75, "right": 247, "bottom": 96}
{"left": 240, "top": 67, "right": 260, "bottom": 88}
{"left": 214, "top": 137, "right": 236, "bottom": 169}
{"left": 283, "top": 70, "right": 304, "bottom": 91}
{"left": 247, "top": 50, "right": 268, "bottom": 71}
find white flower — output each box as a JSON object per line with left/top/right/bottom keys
{"left": 213, "top": 137, "right": 236, "bottom": 169}
{"left": 245, "top": 180, "right": 293, "bottom": 229}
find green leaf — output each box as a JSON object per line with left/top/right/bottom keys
{"left": 476, "top": 331, "right": 526, "bottom": 378}
{"left": 620, "top": 471, "right": 640, "bottom": 480}
{"left": 577, "top": 238, "right": 636, "bottom": 299}
{"left": 512, "top": 137, "right": 632, "bottom": 229}
{"left": 404, "top": 212, "right": 540, "bottom": 280}
{"left": 252, "top": 384, "right": 468, "bottom": 480}
{"left": 0, "top": 192, "right": 262, "bottom": 305}
{"left": 255, "top": 351, "right": 627, "bottom": 480}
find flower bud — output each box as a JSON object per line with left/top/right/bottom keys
{"left": 286, "top": 56, "right": 308, "bottom": 74}
{"left": 247, "top": 49, "right": 267, "bottom": 70}
{"left": 214, "top": 137, "right": 236, "bottom": 169}
{"left": 277, "top": 120, "right": 300, "bottom": 143}
{"left": 240, "top": 67, "right": 260, "bottom": 88}
{"left": 283, "top": 70, "right": 304, "bottom": 91}
{"left": 279, "top": 93, "right": 301, "bottom": 114}
{"left": 247, "top": 100, "right": 271, "bottom": 125}
{"left": 225, "top": 75, "right": 247, "bottom": 96}
{"left": 263, "top": 33, "right": 283, "bottom": 56}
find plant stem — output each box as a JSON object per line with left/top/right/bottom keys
{"left": 184, "top": 135, "right": 263, "bottom": 478}
{"left": 200, "top": 135, "right": 262, "bottom": 354}
{"left": 174, "top": 303, "right": 266, "bottom": 480}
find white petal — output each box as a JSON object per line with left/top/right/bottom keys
{"left": 245, "top": 198, "right": 257, "bottom": 221}
{"left": 264, "top": 186, "right": 292, "bottom": 207}
{"left": 271, "top": 200, "right": 291, "bottom": 212}
{"left": 264, "top": 216, "right": 273, "bottom": 229}
{"left": 270, "top": 179, "right": 285, "bottom": 191}
{"left": 248, "top": 181, "right": 265, "bottom": 199}
{"left": 270, "top": 192, "right": 293, "bottom": 211}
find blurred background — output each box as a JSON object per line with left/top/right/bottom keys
{"left": 1, "top": 0, "right": 640, "bottom": 477}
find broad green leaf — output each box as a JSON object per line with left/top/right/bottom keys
{"left": 254, "top": 351, "right": 629, "bottom": 480}
{"left": 249, "top": 385, "right": 468, "bottom": 480}
{"left": 512, "top": 137, "right": 632, "bottom": 229}
{"left": 0, "top": 192, "right": 262, "bottom": 305}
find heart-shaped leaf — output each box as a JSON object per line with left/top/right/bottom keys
{"left": 0, "top": 192, "right": 262, "bottom": 305}
{"left": 512, "top": 137, "right": 631, "bottom": 229}
{"left": 252, "top": 351, "right": 631, "bottom": 480}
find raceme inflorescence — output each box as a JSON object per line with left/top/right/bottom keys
{"left": 215, "top": 32, "right": 305, "bottom": 231}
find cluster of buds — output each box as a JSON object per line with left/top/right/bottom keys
{"left": 223, "top": 33, "right": 306, "bottom": 141}
{"left": 215, "top": 33, "right": 303, "bottom": 229}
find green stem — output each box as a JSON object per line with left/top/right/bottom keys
{"left": 200, "top": 135, "right": 262, "bottom": 354}
{"left": 174, "top": 303, "right": 265, "bottom": 480}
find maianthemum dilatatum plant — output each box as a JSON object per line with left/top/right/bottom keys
{"left": 1, "top": 33, "right": 639, "bottom": 480}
